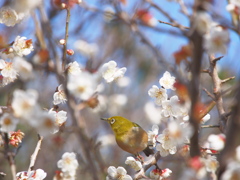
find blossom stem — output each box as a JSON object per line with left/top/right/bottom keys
{"left": 28, "top": 135, "right": 43, "bottom": 173}
{"left": 62, "top": 8, "right": 71, "bottom": 71}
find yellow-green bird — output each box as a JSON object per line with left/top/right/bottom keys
{"left": 101, "top": 116, "right": 153, "bottom": 156}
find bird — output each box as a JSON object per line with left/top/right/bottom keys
{"left": 101, "top": 116, "right": 154, "bottom": 157}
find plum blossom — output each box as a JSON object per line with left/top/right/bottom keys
{"left": 13, "top": 57, "right": 33, "bottom": 81}
{"left": 106, "top": 166, "right": 132, "bottom": 180}
{"left": 57, "top": 152, "right": 79, "bottom": 178}
{"left": 194, "top": 12, "right": 212, "bottom": 34}
{"left": 67, "top": 71, "right": 97, "bottom": 100}
{"left": 159, "top": 71, "right": 176, "bottom": 90}
{"left": 144, "top": 101, "right": 163, "bottom": 124}
{"left": 11, "top": 89, "right": 39, "bottom": 119}
{"left": 162, "top": 95, "right": 181, "bottom": 117}
{"left": 207, "top": 133, "right": 226, "bottom": 151}
{"left": 148, "top": 85, "right": 167, "bottom": 106}
{"left": 48, "top": 109, "right": 67, "bottom": 126}
{"left": 53, "top": 84, "right": 67, "bottom": 105}
{"left": 100, "top": 60, "right": 127, "bottom": 83}
{"left": 125, "top": 157, "right": 142, "bottom": 171}
{"left": 148, "top": 124, "right": 159, "bottom": 148}
{"left": 0, "top": 7, "right": 19, "bottom": 26}
{"left": 150, "top": 168, "right": 172, "bottom": 180}
{"left": 203, "top": 155, "right": 219, "bottom": 173}
{"left": 66, "top": 61, "right": 82, "bottom": 75}
{"left": 0, "top": 113, "right": 18, "bottom": 132}
{"left": 74, "top": 40, "right": 98, "bottom": 58}
{"left": 9, "top": 130, "right": 24, "bottom": 147}
{"left": 13, "top": 36, "right": 34, "bottom": 57}
{"left": 0, "top": 59, "right": 18, "bottom": 80}
{"left": 204, "top": 26, "right": 229, "bottom": 54}
{"left": 16, "top": 169, "right": 47, "bottom": 180}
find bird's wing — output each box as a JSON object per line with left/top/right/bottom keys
{"left": 132, "top": 122, "right": 140, "bottom": 127}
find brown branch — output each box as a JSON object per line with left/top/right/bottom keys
{"left": 202, "top": 88, "right": 215, "bottom": 100}
{"left": 221, "top": 76, "right": 235, "bottom": 84}
{"left": 7, "top": 152, "right": 16, "bottom": 180}
{"left": 201, "top": 69, "right": 211, "bottom": 74}
{"left": 62, "top": 8, "right": 71, "bottom": 70}
{"left": 209, "top": 55, "right": 227, "bottom": 133}
{"left": 158, "top": 20, "right": 189, "bottom": 29}
{"left": 28, "top": 135, "right": 43, "bottom": 173}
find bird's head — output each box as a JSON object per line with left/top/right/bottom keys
{"left": 101, "top": 116, "right": 132, "bottom": 133}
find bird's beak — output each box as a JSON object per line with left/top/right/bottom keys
{"left": 101, "top": 118, "right": 109, "bottom": 121}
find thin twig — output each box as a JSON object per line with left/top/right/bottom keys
{"left": 28, "top": 135, "right": 43, "bottom": 173}
{"left": 221, "top": 76, "right": 235, "bottom": 84}
{"left": 62, "top": 8, "right": 71, "bottom": 70}
{"left": 202, "top": 88, "right": 215, "bottom": 100}
{"left": 158, "top": 20, "right": 189, "bottom": 29}
{"left": 201, "top": 125, "right": 220, "bottom": 128}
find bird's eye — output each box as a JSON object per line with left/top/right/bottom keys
{"left": 110, "top": 118, "right": 115, "bottom": 124}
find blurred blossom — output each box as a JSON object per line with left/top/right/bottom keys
{"left": 53, "top": 84, "right": 67, "bottom": 105}
{"left": 162, "top": 95, "right": 181, "bottom": 117}
{"left": 125, "top": 157, "right": 142, "bottom": 171}
{"left": 0, "top": 47, "right": 15, "bottom": 59}
{"left": 67, "top": 71, "right": 97, "bottom": 101}
{"left": 48, "top": 109, "right": 67, "bottom": 126}
{"left": 0, "top": 7, "right": 19, "bottom": 26}
{"left": 13, "top": 36, "right": 34, "bottom": 57}
{"left": 221, "top": 161, "right": 240, "bottom": 180}
{"left": 148, "top": 85, "right": 167, "bottom": 106}
{"left": 66, "top": 61, "right": 82, "bottom": 75}
{"left": 108, "top": 94, "right": 128, "bottom": 115}
{"left": 156, "top": 143, "right": 177, "bottom": 157}
{"left": 236, "top": 145, "right": 240, "bottom": 161}
{"left": 201, "top": 113, "right": 211, "bottom": 124}
{"left": 57, "top": 152, "right": 79, "bottom": 178}
{"left": 207, "top": 133, "right": 226, "bottom": 151}
{"left": 100, "top": 60, "right": 127, "bottom": 83}
{"left": 226, "top": 0, "right": 240, "bottom": 26}
{"left": 32, "top": 111, "right": 58, "bottom": 135}
{"left": 106, "top": 166, "right": 132, "bottom": 180}
{"left": 150, "top": 168, "right": 172, "bottom": 180}
{"left": 203, "top": 155, "right": 219, "bottom": 173}
{"left": 0, "top": 113, "right": 18, "bottom": 133}
{"left": 136, "top": 9, "right": 157, "bottom": 27}
{"left": 16, "top": 169, "right": 47, "bottom": 180}
{"left": 13, "top": 56, "right": 33, "bottom": 81}
{"left": 159, "top": 71, "right": 176, "bottom": 90}
{"left": 74, "top": 40, "right": 98, "bottom": 58}
{"left": 97, "top": 134, "right": 115, "bottom": 147}
{"left": 92, "top": 95, "right": 107, "bottom": 113}
{"left": 168, "top": 121, "right": 193, "bottom": 145}
{"left": 116, "top": 76, "right": 131, "bottom": 87}
{"left": 144, "top": 101, "right": 162, "bottom": 124}
{"left": 12, "top": 89, "right": 39, "bottom": 119}
{"left": 13, "top": 0, "right": 42, "bottom": 17}
{"left": 0, "top": 59, "right": 18, "bottom": 80}
{"left": 194, "top": 12, "right": 212, "bottom": 34}
{"left": 204, "top": 26, "right": 229, "bottom": 54}
{"left": 148, "top": 125, "right": 159, "bottom": 148}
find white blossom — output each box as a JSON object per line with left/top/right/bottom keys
{"left": 13, "top": 36, "right": 34, "bottom": 57}
{"left": 195, "top": 12, "right": 212, "bottom": 34}
{"left": 0, "top": 7, "right": 19, "bottom": 26}
{"left": 221, "top": 161, "right": 240, "bottom": 180}
{"left": 11, "top": 89, "right": 39, "bottom": 119}
{"left": 66, "top": 61, "right": 82, "bottom": 75}
{"left": 0, "top": 59, "right": 18, "bottom": 79}
{"left": 48, "top": 109, "right": 67, "bottom": 126}
{"left": 159, "top": 71, "right": 176, "bottom": 90}
{"left": 148, "top": 85, "right": 168, "bottom": 105}
{"left": 0, "top": 113, "right": 18, "bottom": 133}
{"left": 144, "top": 101, "right": 163, "bottom": 124}
{"left": 16, "top": 169, "right": 47, "bottom": 180}
{"left": 203, "top": 155, "right": 219, "bottom": 173}
{"left": 100, "top": 60, "right": 127, "bottom": 83}
{"left": 162, "top": 95, "right": 181, "bottom": 117}
{"left": 74, "top": 40, "right": 98, "bottom": 58}
{"left": 67, "top": 71, "right": 97, "bottom": 101}
{"left": 13, "top": 56, "right": 33, "bottom": 81}
{"left": 207, "top": 133, "right": 225, "bottom": 151}
{"left": 57, "top": 152, "right": 79, "bottom": 177}
{"left": 204, "top": 26, "right": 229, "bottom": 54}
{"left": 53, "top": 84, "right": 67, "bottom": 105}
{"left": 148, "top": 125, "right": 159, "bottom": 148}
{"left": 106, "top": 166, "right": 132, "bottom": 180}
{"left": 125, "top": 157, "right": 142, "bottom": 171}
